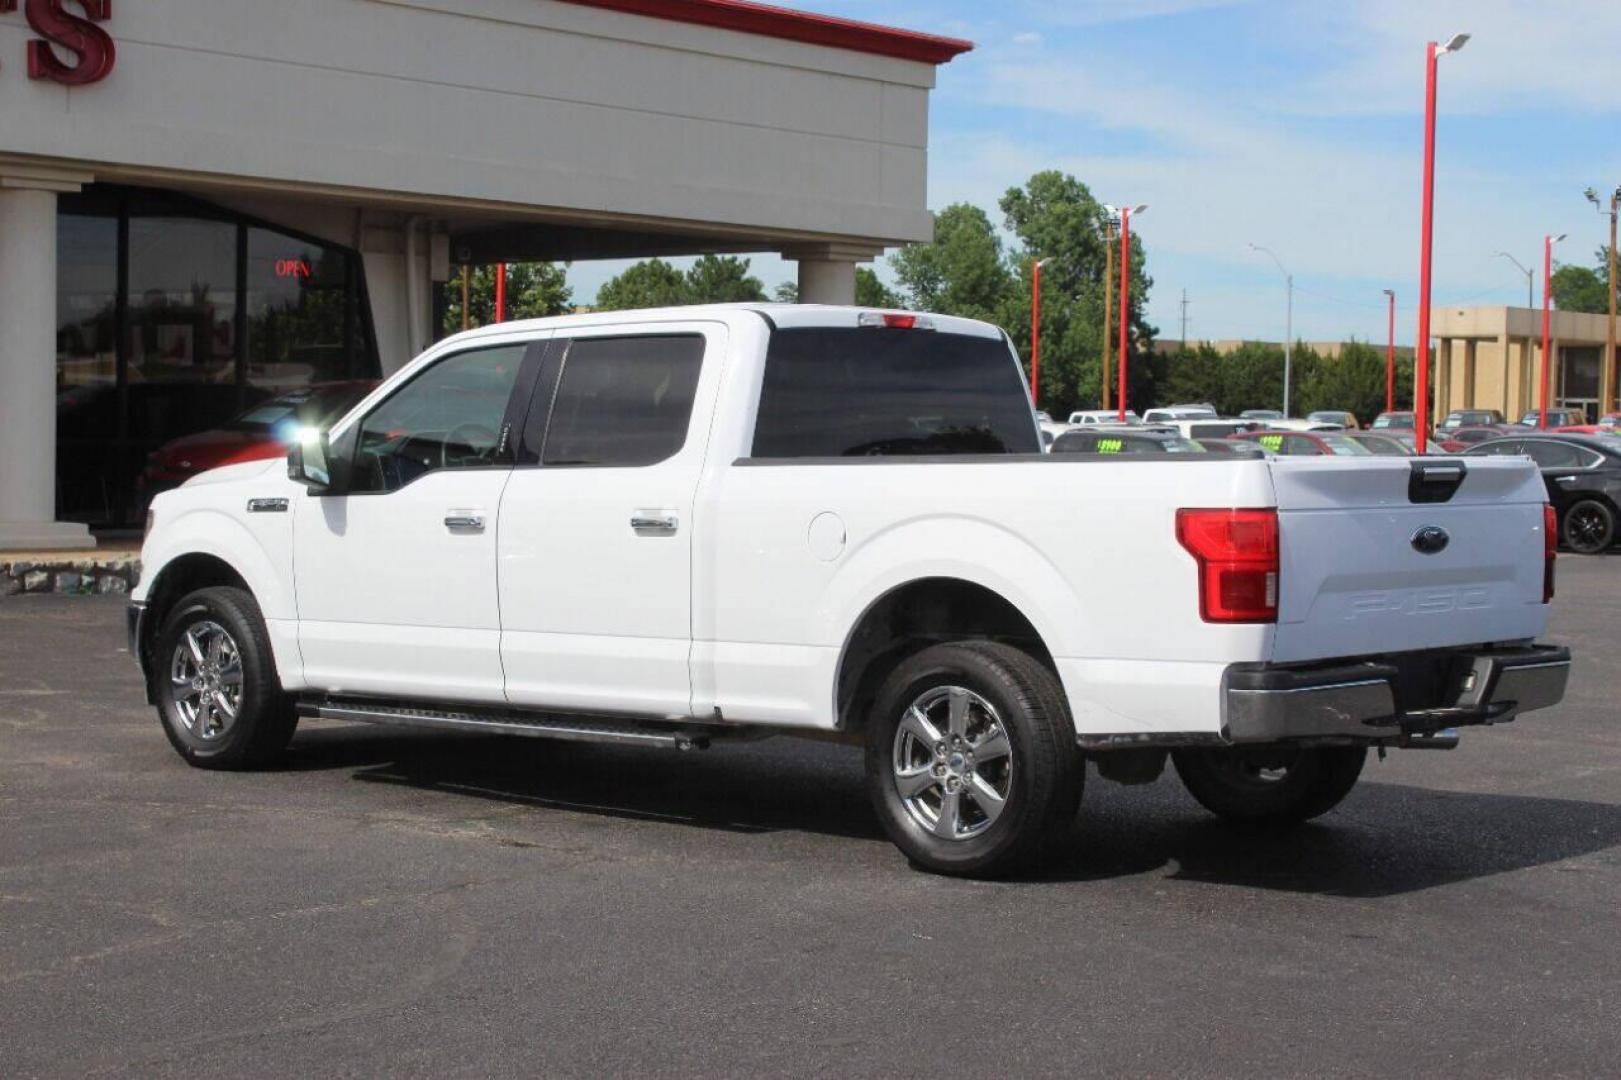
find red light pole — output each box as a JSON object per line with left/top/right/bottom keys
{"left": 1539, "top": 232, "right": 1567, "bottom": 428}
{"left": 1112, "top": 204, "right": 1147, "bottom": 421}
{"left": 1382, "top": 289, "right": 1396, "bottom": 412}
{"left": 1413, "top": 32, "right": 1468, "bottom": 453}
{"left": 495, "top": 263, "right": 508, "bottom": 323}
{"left": 1030, "top": 257, "right": 1050, "bottom": 406}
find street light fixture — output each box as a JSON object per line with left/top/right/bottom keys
{"left": 1382, "top": 289, "right": 1397, "bottom": 413}
{"left": 1412, "top": 30, "right": 1469, "bottom": 453}
{"left": 1492, "top": 251, "right": 1534, "bottom": 308}
{"left": 1585, "top": 185, "right": 1620, "bottom": 414}
{"left": 1108, "top": 204, "right": 1147, "bottom": 421}
{"left": 1030, "top": 256, "right": 1052, "bottom": 407}
{"left": 1249, "top": 243, "right": 1293, "bottom": 417}
{"left": 1539, "top": 232, "right": 1567, "bottom": 428}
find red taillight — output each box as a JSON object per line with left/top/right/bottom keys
{"left": 1176, "top": 508, "right": 1279, "bottom": 623}
{"left": 1543, "top": 502, "right": 1557, "bottom": 603}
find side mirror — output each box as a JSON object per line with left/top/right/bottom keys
{"left": 288, "top": 429, "right": 333, "bottom": 491}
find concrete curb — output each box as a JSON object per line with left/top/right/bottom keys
{"left": 1, "top": 556, "right": 141, "bottom": 597}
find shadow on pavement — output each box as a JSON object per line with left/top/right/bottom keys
{"left": 1040, "top": 781, "right": 1621, "bottom": 897}
{"left": 284, "top": 723, "right": 884, "bottom": 841}
{"left": 281, "top": 724, "right": 1621, "bottom": 897}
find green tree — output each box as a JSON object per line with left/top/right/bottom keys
{"left": 890, "top": 203, "right": 1014, "bottom": 324}
{"left": 684, "top": 254, "right": 768, "bottom": 303}
{"left": 594, "top": 258, "right": 691, "bottom": 310}
{"left": 443, "top": 262, "right": 572, "bottom": 334}
{"left": 997, "top": 171, "right": 1157, "bottom": 417}
{"left": 594, "top": 255, "right": 770, "bottom": 309}
{"left": 1551, "top": 261, "right": 1610, "bottom": 314}
{"left": 855, "top": 267, "right": 903, "bottom": 308}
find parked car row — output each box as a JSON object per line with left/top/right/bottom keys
{"left": 1046, "top": 416, "right": 1619, "bottom": 555}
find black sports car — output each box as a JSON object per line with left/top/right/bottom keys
{"left": 1466, "top": 433, "right": 1621, "bottom": 554}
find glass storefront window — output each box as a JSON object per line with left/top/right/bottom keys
{"left": 124, "top": 215, "right": 242, "bottom": 461}
{"left": 245, "top": 227, "right": 361, "bottom": 399}
{"left": 55, "top": 215, "right": 121, "bottom": 523}
{"left": 53, "top": 186, "right": 378, "bottom": 527}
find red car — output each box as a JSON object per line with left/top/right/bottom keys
{"left": 1437, "top": 424, "right": 1518, "bottom": 453}
{"left": 139, "top": 381, "right": 377, "bottom": 505}
{"left": 1231, "top": 430, "right": 1373, "bottom": 456}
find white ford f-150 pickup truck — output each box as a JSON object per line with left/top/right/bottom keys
{"left": 130, "top": 304, "right": 1571, "bottom": 876}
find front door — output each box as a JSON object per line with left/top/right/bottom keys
{"left": 498, "top": 325, "right": 722, "bottom": 717}
{"left": 294, "top": 339, "right": 538, "bottom": 703}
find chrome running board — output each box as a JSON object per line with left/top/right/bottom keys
{"left": 297, "top": 698, "right": 739, "bottom": 751}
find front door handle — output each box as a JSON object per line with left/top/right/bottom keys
{"left": 630, "top": 512, "right": 679, "bottom": 535}
{"left": 444, "top": 512, "right": 486, "bottom": 531}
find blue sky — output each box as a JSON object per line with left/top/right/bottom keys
{"left": 570, "top": 0, "right": 1621, "bottom": 346}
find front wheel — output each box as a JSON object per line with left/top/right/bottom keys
{"left": 864, "top": 641, "right": 1083, "bottom": 877}
{"left": 1172, "top": 744, "right": 1365, "bottom": 826}
{"left": 155, "top": 586, "right": 297, "bottom": 770}
{"left": 1562, "top": 499, "right": 1615, "bottom": 555}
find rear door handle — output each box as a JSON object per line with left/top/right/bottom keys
{"left": 630, "top": 512, "right": 679, "bottom": 535}
{"left": 1553, "top": 475, "right": 1578, "bottom": 486}
{"left": 444, "top": 512, "right": 486, "bottom": 531}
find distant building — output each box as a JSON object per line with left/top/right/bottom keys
{"left": 1430, "top": 306, "right": 1610, "bottom": 423}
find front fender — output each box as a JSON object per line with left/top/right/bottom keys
{"left": 135, "top": 508, "right": 294, "bottom": 621}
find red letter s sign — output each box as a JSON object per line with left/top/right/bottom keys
{"left": 24, "top": 0, "right": 115, "bottom": 86}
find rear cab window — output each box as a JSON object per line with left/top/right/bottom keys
{"left": 751, "top": 327, "right": 1039, "bottom": 457}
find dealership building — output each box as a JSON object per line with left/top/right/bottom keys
{"left": 0, "top": 0, "right": 969, "bottom": 550}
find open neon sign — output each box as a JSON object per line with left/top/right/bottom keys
{"left": 0, "top": 1, "right": 116, "bottom": 86}
{"left": 275, "top": 259, "right": 313, "bottom": 280}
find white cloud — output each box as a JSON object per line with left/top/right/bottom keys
{"left": 923, "top": 22, "right": 1618, "bottom": 342}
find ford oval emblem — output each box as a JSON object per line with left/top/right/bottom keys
{"left": 1411, "top": 525, "right": 1450, "bottom": 555}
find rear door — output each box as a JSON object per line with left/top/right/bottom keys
{"left": 497, "top": 323, "right": 725, "bottom": 717}
{"left": 1269, "top": 457, "right": 1550, "bottom": 663}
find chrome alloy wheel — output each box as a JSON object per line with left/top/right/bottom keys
{"left": 168, "top": 620, "right": 244, "bottom": 741}
{"left": 892, "top": 686, "right": 1012, "bottom": 841}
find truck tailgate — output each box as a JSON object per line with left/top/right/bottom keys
{"left": 1269, "top": 456, "right": 1551, "bottom": 663}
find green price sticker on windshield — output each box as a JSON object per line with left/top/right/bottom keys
{"left": 1097, "top": 438, "right": 1123, "bottom": 454}
{"left": 1259, "top": 435, "right": 1284, "bottom": 451}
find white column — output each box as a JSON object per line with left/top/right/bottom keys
{"left": 0, "top": 177, "right": 94, "bottom": 551}
{"left": 787, "top": 243, "right": 881, "bottom": 306}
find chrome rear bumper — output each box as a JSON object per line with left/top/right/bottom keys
{"left": 1223, "top": 643, "right": 1570, "bottom": 744}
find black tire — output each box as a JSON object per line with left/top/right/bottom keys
{"left": 864, "top": 641, "right": 1083, "bottom": 878}
{"left": 154, "top": 586, "right": 297, "bottom": 770}
{"left": 1172, "top": 744, "right": 1366, "bottom": 826}
{"left": 1561, "top": 499, "right": 1615, "bottom": 555}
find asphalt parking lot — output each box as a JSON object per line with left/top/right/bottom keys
{"left": 2, "top": 558, "right": 1619, "bottom": 1078}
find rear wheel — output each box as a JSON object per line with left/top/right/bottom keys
{"left": 1172, "top": 744, "right": 1365, "bottom": 826}
{"left": 155, "top": 586, "right": 297, "bottom": 769}
{"left": 864, "top": 641, "right": 1082, "bottom": 877}
{"left": 1561, "top": 499, "right": 1615, "bottom": 555}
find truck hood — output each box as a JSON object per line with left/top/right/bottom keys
{"left": 180, "top": 457, "right": 285, "bottom": 489}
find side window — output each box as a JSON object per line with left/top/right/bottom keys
{"left": 541, "top": 335, "right": 704, "bottom": 467}
{"left": 1472, "top": 440, "right": 1522, "bottom": 457}
{"left": 350, "top": 344, "right": 526, "bottom": 494}
{"left": 1524, "top": 441, "right": 1585, "bottom": 469}
{"left": 1285, "top": 435, "right": 1324, "bottom": 455}
{"left": 1051, "top": 432, "right": 1097, "bottom": 453}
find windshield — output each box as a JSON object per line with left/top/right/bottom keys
{"left": 1307, "top": 412, "right": 1347, "bottom": 423}
{"left": 1322, "top": 435, "right": 1372, "bottom": 456}
{"left": 1373, "top": 414, "right": 1413, "bottom": 429}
